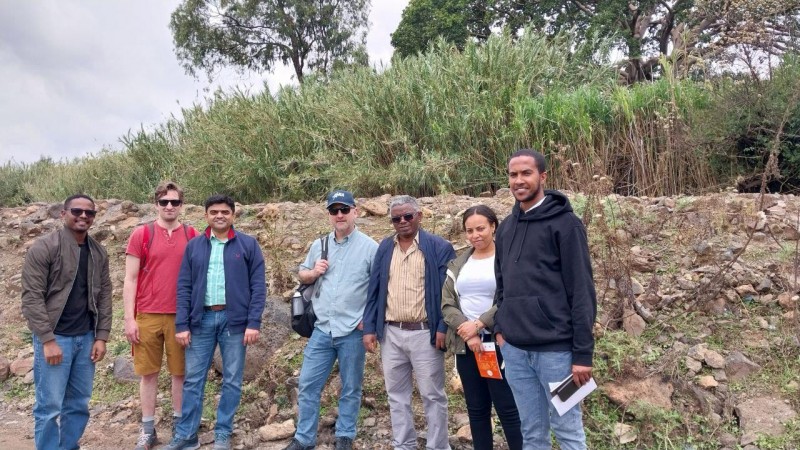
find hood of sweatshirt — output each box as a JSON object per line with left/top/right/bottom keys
{"left": 506, "top": 189, "right": 572, "bottom": 262}
{"left": 512, "top": 189, "right": 573, "bottom": 222}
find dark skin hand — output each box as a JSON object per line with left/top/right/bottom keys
{"left": 496, "top": 332, "right": 593, "bottom": 386}
{"left": 43, "top": 339, "right": 106, "bottom": 364}
{"left": 363, "top": 334, "right": 378, "bottom": 353}
{"left": 435, "top": 331, "right": 446, "bottom": 350}
{"left": 43, "top": 340, "right": 63, "bottom": 365}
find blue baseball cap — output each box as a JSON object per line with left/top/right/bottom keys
{"left": 326, "top": 190, "right": 356, "bottom": 208}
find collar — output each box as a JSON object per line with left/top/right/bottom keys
{"left": 204, "top": 226, "right": 235, "bottom": 241}
{"left": 393, "top": 230, "right": 420, "bottom": 246}
{"left": 524, "top": 195, "right": 548, "bottom": 213}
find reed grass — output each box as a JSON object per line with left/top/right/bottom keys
{"left": 2, "top": 32, "right": 798, "bottom": 206}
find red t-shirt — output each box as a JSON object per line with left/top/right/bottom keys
{"left": 126, "top": 223, "right": 197, "bottom": 314}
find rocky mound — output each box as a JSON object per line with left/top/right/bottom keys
{"left": 0, "top": 191, "right": 799, "bottom": 449}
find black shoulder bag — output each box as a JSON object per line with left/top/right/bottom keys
{"left": 290, "top": 236, "right": 328, "bottom": 338}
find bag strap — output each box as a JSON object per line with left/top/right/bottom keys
{"left": 320, "top": 235, "right": 329, "bottom": 260}
{"left": 140, "top": 222, "right": 155, "bottom": 269}
{"left": 183, "top": 223, "right": 198, "bottom": 240}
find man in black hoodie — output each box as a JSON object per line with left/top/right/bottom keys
{"left": 494, "top": 149, "right": 596, "bottom": 450}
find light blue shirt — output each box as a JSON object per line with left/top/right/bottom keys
{"left": 300, "top": 228, "right": 378, "bottom": 337}
{"left": 204, "top": 235, "right": 227, "bottom": 306}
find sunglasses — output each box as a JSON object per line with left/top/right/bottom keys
{"left": 390, "top": 213, "right": 417, "bottom": 224}
{"left": 68, "top": 208, "right": 97, "bottom": 218}
{"left": 157, "top": 199, "right": 183, "bottom": 207}
{"left": 328, "top": 206, "right": 352, "bottom": 215}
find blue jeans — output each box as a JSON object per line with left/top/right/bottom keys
{"left": 293, "top": 327, "right": 366, "bottom": 446}
{"left": 175, "top": 310, "right": 246, "bottom": 440}
{"left": 33, "top": 331, "right": 96, "bottom": 450}
{"left": 500, "top": 343, "right": 586, "bottom": 450}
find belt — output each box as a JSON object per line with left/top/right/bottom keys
{"left": 387, "top": 321, "right": 429, "bottom": 330}
{"left": 204, "top": 305, "right": 226, "bottom": 311}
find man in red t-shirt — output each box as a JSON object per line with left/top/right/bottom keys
{"left": 123, "top": 181, "right": 198, "bottom": 450}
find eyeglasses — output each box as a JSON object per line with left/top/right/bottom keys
{"left": 328, "top": 206, "right": 351, "bottom": 216}
{"left": 157, "top": 199, "right": 183, "bottom": 207}
{"left": 390, "top": 213, "right": 417, "bottom": 224}
{"left": 68, "top": 208, "right": 97, "bottom": 218}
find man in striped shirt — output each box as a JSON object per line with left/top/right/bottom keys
{"left": 363, "top": 195, "right": 456, "bottom": 450}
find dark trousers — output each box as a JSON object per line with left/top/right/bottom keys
{"left": 456, "top": 341, "right": 523, "bottom": 450}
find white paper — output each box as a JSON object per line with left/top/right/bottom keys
{"left": 548, "top": 377, "right": 597, "bottom": 416}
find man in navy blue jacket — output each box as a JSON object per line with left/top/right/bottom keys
{"left": 494, "top": 149, "right": 596, "bottom": 450}
{"left": 362, "top": 195, "right": 456, "bottom": 450}
{"left": 166, "top": 194, "right": 266, "bottom": 450}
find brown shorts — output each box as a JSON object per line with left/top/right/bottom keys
{"left": 133, "top": 313, "right": 184, "bottom": 376}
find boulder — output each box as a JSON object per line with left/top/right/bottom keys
{"left": 10, "top": 357, "right": 33, "bottom": 377}
{"left": 725, "top": 352, "right": 761, "bottom": 381}
{"left": 0, "top": 356, "right": 10, "bottom": 381}
{"left": 113, "top": 356, "right": 140, "bottom": 383}
{"left": 735, "top": 396, "right": 797, "bottom": 439}
{"left": 697, "top": 375, "right": 718, "bottom": 389}
{"left": 703, "top": 350, "right": 726, "bottom": 369}
{"left": 455, "top": 424, "right": 472, "bottom": 442}
{"left": 622, "top": 310, "right": 647, "bottom": 337}
{"left": 603, "top": 376, "right": 673, "bottom": 410}
{"left": 258, "top": 419, "right": 296, "bottom": 441}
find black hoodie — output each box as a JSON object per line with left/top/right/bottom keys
{"left": 494, "top": 189, "right": 596, "bottom": 367}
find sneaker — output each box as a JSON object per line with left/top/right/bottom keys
{"left": 162, "top": 434, "right": 200, "bottom": 450}
{"left": 134, "top": 428, "right": 158, "bottom": 450}
{"left": 282, "top": 438, "right": 315, "bottom": 450}
{"left": 334, "top": 436, "right": 353, "bottom": 450}
{"left": 213, "top": 433, "right": 231, "bottom": 450}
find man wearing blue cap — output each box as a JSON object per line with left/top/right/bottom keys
{"left": 284, "top": 190, "right": 378, "bottom": 450}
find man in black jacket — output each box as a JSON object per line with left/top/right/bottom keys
{"left": 494, "top": 149, "right": 596, "bottom": 450}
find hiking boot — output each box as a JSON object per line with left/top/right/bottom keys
{"left": 334, "top": 436, "right": 353, "bottom": 450}
{"left": 162, "top": 434, "right": 200, "bottom": 450}
{"left": 213, "top": 433, "right": 231, "bottom": 450}
{"left": 134, "top": 428, "right": 158, "bottom": 450}
{"left": 282, "top": 438, "right": 315, "bottom": 450}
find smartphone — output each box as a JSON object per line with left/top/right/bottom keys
{"left": 553, "top": 376, "right": 580, "bottom": 401}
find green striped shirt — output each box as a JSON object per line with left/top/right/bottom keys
{"left": 204, "top": 235, "right": 227, "bottom": 306}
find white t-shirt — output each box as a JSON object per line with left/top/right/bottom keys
{"left": 455, "top": 255, "right": 496, "bottom": 321}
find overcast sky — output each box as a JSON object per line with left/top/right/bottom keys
{"left": 0, "top": 0, "right": 408, "bottom": 164}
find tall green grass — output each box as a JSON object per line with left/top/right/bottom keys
{"left": 2, "top": 32, "right": 798, "bottom": 206}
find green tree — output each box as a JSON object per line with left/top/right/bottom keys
{"left": 485, "top": 0, "right": 800, "bottom": 82}
{"left": 393, "top": 0, "right": 800, "bottom": 82}
{"left": 170, "top": 0, "right": 370, "bottom": 83}
{"left": 390, "top": 0, "right": 473, "bottom": 58}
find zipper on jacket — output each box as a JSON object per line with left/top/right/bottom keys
{"left": 88, "top": 245, "right": 99, "bottom": 338}
{"left": 55, "top": 235, "right": 81, "bottom": 331}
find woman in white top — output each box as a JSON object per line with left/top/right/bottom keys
{"left": 442, "top": 205, "right": 522, "bottom": 450}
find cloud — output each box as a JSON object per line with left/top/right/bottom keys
{"left": 0, "top": 0, "right": 407, "bottom": 164}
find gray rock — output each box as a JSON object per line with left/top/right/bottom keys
{"left": 623, "top": 310, "right": 647, "bottom": 337}
{"left": 756, "top": 278, "right": 772, "bottom": 293}
{"left": 9, "top": 357, "right": 33, "bottom": 377}
{"left": 703, "top": 350, "right": 726, "bottom": 369}
{"left": 735, "top": 396, "right": 797, "bottom": 439}
{"left": 684, "top": 357, "right": 702, "bottom": 373}
{"left": 602, "top": 376, "right": 673, "bottom": 411}
{"left": 693, "top": 242, "right": 713, "bottom": 255}
{"left": 112, "top": 356, "right": 140, "bottom": 383}
{"left": 725, "top": 351, "right": 761, "bottom": 381}
{"left": 258, "top": 419, "right": 296, "bottom": 441}
{"left": 0, "top": 355, "right": 10, "bottom": 381}
{"left": 687, "top": 344, "right": 707, "bottom": 361}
